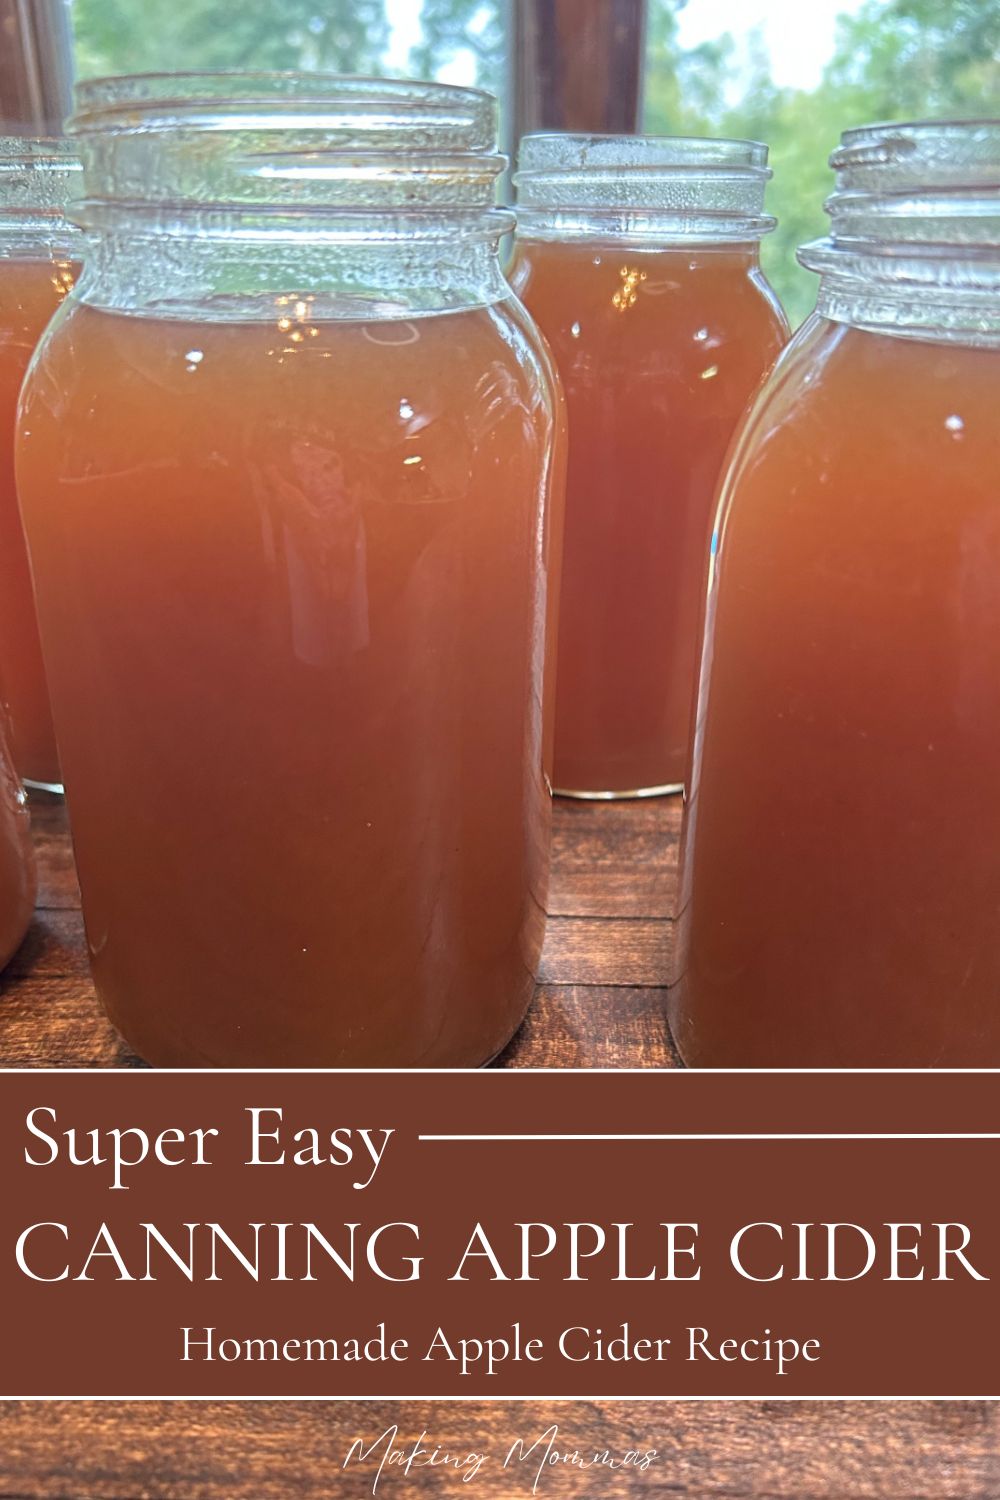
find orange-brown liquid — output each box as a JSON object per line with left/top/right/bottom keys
{"left": 0, "top": 258, "right": 76, "bottom": 786}
{"left": 17, "top": 296, "right": 559, "bottom": 1066}
{"left": 0, "top": 708, "right": 34, "bottom": 969}
{"left": 673, "top": 317, "right": 1000, "bottom": 1066}
{"left": 508, "top": 241, "right": 787, "bottom": 794}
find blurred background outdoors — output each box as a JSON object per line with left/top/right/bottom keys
{"left": 59, "top": 0, "right": 1000, "bottom": 323}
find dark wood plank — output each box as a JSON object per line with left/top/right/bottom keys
{"left": 0, "top": 1399, "right": 997, "bottom": 1498}
{"left": 500, "top": 983, "right": 678, "bottom": 1067}
{"left": 0, "top": 975, "right": 139, "bottom": 1068}
{"left": 4, "top": 909, "right": 89, "bottom": 979}
{"left": 539, "top": 916, "right": 672, "bottom": 987}
{"left": 549, "top": 797, "right": 678, "bottom": 918}
{"left": 27, "top": 791, "right": 81, "bottom": 912}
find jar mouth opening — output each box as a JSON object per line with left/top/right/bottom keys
{"left": 70, "top": 71, "right": 497, "bottom": 151}
{"left": 517, "top": 132, "right": 769, "bottom": 171}
{"left": 73, "top": 69, "right": 494, "bottom": 108}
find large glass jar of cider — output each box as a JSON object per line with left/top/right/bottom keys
{"left": 509, "top": 136, "right": 788, "bottom": 797}
{"left": 673, "top": 121, "right": 1000, "bottom": 1067}
{"left": 0, "top": 139, "right": 80, "bottom": 789}
{"left": 0, "top": 706, "right": 35, "bottom": 970}
{"left": 16, "top": 75, "right": 563, "bottom": 1067}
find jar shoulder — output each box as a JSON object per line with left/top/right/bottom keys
{"left": 509, "top": 239, "right": 788, "bottom": 345}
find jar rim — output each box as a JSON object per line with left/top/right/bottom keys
{"left": 70, "top": 71, "right": 496, "bottom": 145}
{"left": 517, "top": 132, "right": 769, "bottom": 171}
{"left": 73, "top": 69, "right": 494, "bottom": 105}
{"left": 833, "top": 117, "right": 1000, "bottom": 166}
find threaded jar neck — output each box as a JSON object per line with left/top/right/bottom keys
{"left": 0, "top": 137, "right": 83, "bottom": 259}
{"left": 800, "top": 120, "right": 1000, "bottom": 345}
{"left": 513, "top": 133, "right": 775, "bottom": 244}
{"left": 68, "top": 72, "right": 510, "bottom": 225}
{"left": 65, "top": 72, "right": 514, "bottom": 318}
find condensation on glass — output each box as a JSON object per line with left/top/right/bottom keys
{"left": 0, "top": 137, "right": 81, "bottom": 789}
{"left": 509, "top": 134, "right": 788, "bottom": 799}
{"left": 15, "top": 74, "right": 564, "bottom": 1067}
{"left": 673, "top": 120, "right": 1000, "bottom": 1066}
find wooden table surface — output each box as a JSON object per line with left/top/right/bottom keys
{"left": 1, "top": 793, "right": 997, "bottom": 1498}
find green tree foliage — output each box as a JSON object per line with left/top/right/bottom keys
{"left": 645, "top": 0, "right": 1000, "bottom": 325}
{"left": 72, "top": 0, "right": 391, "bottom": 77}
{"left": 409, "top": 0, "right": 505, "bottom": 93}
{"left": 828, "top": 0, "right": 1000, "bottom": 117}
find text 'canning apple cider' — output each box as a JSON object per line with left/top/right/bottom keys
{"left": 510, "top": 136, "right": 788, "bottom": 797}
{"left": 0, "top": 139, "right": 80, "bottom": 787}
{"left": 673, "top": 121, "right": 1000, "bottom": 1066}
{"left": 16, "top": 74, "right": 563, "bottom": 1067}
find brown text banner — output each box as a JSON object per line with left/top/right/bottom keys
{"left": 1, "top": 1069, "right": 998, "bottom": 1396}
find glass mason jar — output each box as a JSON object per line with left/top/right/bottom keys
{"left": 0, "top": 706, "right": 35, "bottom": 970}
{"left": 673, "top": 120, "right": 1000, "bottom": 1067}
{"left": 16, "top": 74, "right": 563, "bottom": 1067}
{"left": 509, "top": 135, "right": 788, "bottom": 798}
{"left": 0, "top": 138, "right": 81, "bottom": 789}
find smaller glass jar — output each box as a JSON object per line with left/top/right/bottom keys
{"left": 0, "top": 705, "right": 35, "bottom": 969}
{"left": 509, "top": 135, "right": 788, "bottom": 798}
{"left": 0, "top": 138, "right": 81, "bottom": 790}
{"left": 673, "top": 121, "right": 1000, "bottom": 1067}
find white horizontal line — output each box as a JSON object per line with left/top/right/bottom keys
{"left": 5, "top": 1065, "right": 1000, "bottom": 1074}
{"left": 5, "top": 1394, "right": 1000, "bottom": 1402}
{"left": 419, "top": 1133, "right": 1000, "bottom": 1142}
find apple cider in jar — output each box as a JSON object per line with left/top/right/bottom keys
{"left": 510, "top": 136, "right": 787, "bottom": 796}
{"left": 0, "top": 140, "right": 80, "bottom": 788}
{"left": 673, "top": 121, "right": 1000, "bottom": 1066}
{"left": 16, "top": 75, "right": 563, "bottom": 1067}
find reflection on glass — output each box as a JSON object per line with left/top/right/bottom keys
{"left": 0, "top": 256, "right": 80, "bottom": 786}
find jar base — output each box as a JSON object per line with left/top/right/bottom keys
{"left": 554, "top": 781, "right": 683, "bottom": 801}
{"left": 102, "top": 991, "right": 535, "bottom": 1070}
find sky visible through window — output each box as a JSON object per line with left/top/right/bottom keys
{"left": 381, "top": 0, "right": 873, "bottom": 93}
{"left": 676, "top": 0, "right": 867, "bottom": 91}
